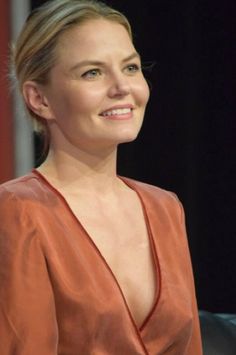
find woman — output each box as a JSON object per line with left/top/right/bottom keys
{"left": 0, "top": 0, "right": 202, "bottom": 354}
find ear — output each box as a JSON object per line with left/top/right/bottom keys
{"left": 22, "top": 81, "right": 54, "bottom": 120}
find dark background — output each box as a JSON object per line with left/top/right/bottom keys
{"left": 31, "top": 0, "right": 236, "bottom": 313}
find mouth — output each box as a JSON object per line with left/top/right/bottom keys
{"left": 100, "top": 108, "right": 132, "bottom": 116}
{"left": 99, "top": 105, "right": 134, "bottom": 120}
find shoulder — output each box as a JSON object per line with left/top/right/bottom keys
{"left": 0, "top": 172, "right": 57, "bottom": 224}
{"left": 0, "top": 172, "right": 40, "bottom": 200}
{"left": 0, "top": 171, "right": 55, "bottom": 206}
{"left": 0, "top": 174, "right": 41, "bottom": 248}
{"left": 0, "top": 174, "right": 34, "bottom": 213}
{"left": 121, "top": 176, "right": 185, "bottom": 224}
{"left": 0, "top": 172, "right": 56, "bottom": 248}
{"left": 122, "top": 176, "right": 181, "bottom": 206}
{"left": 0, "top": 173, "right": 37, "bottom": 221}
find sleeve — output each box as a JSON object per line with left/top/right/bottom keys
{"left": 177, "top": 198, "right": 203, "bottom": 355}
{"left": 0, "top": 188, "right": 58, "bottom": 355}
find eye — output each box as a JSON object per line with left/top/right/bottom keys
{"left": 82, "top": 68, "right": 102, "bottom": 79}
{"left": 124, "top": 63, "right": 140, "bottom": 74}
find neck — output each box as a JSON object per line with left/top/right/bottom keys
{"left": 38, "top": 145, "right": 121, "bottom": 194}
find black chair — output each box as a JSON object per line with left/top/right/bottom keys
{"left": 199, "top": 310, "right": 236, "bottom": 355}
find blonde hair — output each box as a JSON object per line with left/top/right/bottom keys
{"left": 12, "top": 0, "right": 132, "bottom": 162}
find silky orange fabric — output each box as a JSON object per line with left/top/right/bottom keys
{"left": 0, "top": 171, "right": 202, "bottom": 354}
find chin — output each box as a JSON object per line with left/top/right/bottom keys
{"left": 116, "top": 131, "right": 141, "bottom": 144}
{"left": 115, "top": 122, "right": 143, "bottom": 143}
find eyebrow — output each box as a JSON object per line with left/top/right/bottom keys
{"left": 69, "top": 52, "right": 140, "bottom": 72}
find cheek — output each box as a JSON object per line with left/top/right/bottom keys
{"left": 134, "top": 78, "right": 150, "bottom": 106}
{"left": 65, "top": 86, "right": 105, "bottom": 115}
{"left": 143, "top": 78, "right": 150, "bottom": 103}
{"left": 49, "top": 91, "right": 87, "bottom": 119}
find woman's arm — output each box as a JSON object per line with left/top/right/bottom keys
{"left": 0, "top": 188, "right": 58, "bottom": 355}
{"left": 178, "top": 199, "right": 203, "bottom": 355}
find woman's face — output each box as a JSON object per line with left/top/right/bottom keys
{"left": 42, "top": 19, "right": 150, "bottom": 152}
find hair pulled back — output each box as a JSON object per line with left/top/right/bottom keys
{"left": 12, "top": 0, "right": 132, "bottom": 162}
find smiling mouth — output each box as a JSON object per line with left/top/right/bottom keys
{"left": 100, "top": 108, "right": 132, "bottom": 117}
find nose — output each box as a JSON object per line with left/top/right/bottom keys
{"left": 107, "top": 72, "right": 130, "bottom": 98}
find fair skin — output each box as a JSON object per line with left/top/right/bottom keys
{"left": 23, "top": 19, "right": 156, "bottom": 327}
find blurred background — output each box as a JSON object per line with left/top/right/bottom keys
{"left": 1, "top": 0, "right": 235, "bottom": 313}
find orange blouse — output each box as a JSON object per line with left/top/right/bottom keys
{"left": 0, "top": 171, "right": 202, "bottom": 354}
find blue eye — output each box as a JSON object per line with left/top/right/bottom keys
{"left": 82, "top": 69, "right": 101, "bottom": 79}
{"left": 125, "top": 64, "right": 140, "bottom": 74}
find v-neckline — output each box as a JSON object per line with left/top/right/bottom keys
{"left": 32, "top": 169, "right": 162, "bottom": 334}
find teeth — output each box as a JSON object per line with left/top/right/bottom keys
{"left": 101, "top": 108, "right": 131, "bottom": 116}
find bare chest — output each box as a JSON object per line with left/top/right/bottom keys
{"left": 67, "top": 195, "right": 157, "bottom": 328}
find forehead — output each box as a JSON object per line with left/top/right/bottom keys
{"left": 55, "top": 19, "right": 135, "bottom": 61}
